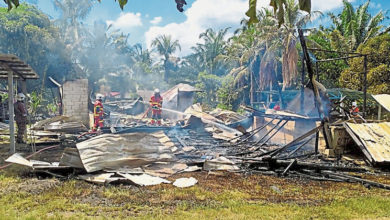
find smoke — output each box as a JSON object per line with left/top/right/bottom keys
{"left": 49, "top": 0, "right": 168, "bottom": 97}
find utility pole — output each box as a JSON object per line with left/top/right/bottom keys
{"left": 363, "top": 55, "right": 368, "bottom": 118}
{"left": 300, "top": 55, "right": 305, "bottom": 114}
{"left": 8, "top": 71, "right": 15, "bottom": 154}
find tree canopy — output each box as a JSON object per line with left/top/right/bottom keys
{"left": 2, "top": 0, "right": 390, "bottom": 113}
{"left": 0, "top": 3, "right": 74, "bottom": 86}
{"left": 340, "top": 34, "right": 390, "bottom": 94}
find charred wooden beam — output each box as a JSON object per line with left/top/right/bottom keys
{"left": 322, "top": 171, "right": 390, "bottom": 190}
{"left": 269, "top": 125, "right": 321, "bottom": 157}
{"left": 298, "top": 29, "right": 333, "bottom": 150}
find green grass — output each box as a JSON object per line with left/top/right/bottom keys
{"left": 0, "top": 172, "right": 390, "bottom": 219}
{"left": 166, "top": 196, "right": 390, "bottom": 220}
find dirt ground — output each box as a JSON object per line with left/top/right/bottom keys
{"left": 1, "top": 143, "right": 390, "bottom": 219}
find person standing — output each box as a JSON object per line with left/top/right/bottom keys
{"left": 93, "top": 94, "right": 104, "bottom": 131}
{"left": 14, "top": 93, "right": 27, "bottom": 144}
{"left": 149, "top": 89, "right": 163, "bottom": 126}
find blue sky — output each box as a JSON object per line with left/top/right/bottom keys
{"left": 1, "top": 0, "right": 389, "bottom": 55}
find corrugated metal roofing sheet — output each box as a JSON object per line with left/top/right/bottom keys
{"left": 345, "top": 122, "right": 390, "bottom": 164}
{"left": 372, "top": 94, "right": 390, "bottom": 112}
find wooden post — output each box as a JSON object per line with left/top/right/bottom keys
{"left": 378, "top": 104, "right": 382, "bottom": 121}
{"left": 363, "top": 55, "right": 368, "bottom": 118}
{"left": 250, "top": 67, "right": 254, "bottom": 107}
{"left": 298, "top": 29, "right": 332, "bottom": 149}
{"left": 8, "top": 71, "right": 15, "bottom": 154}
{"left": 300, "top": 55, "right": 305, "bottom": 114}
{"left": 315, "top": 130, "right": 319, "bottom": 154}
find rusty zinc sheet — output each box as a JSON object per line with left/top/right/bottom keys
{"left": 76, "top": 131, "right": 176, "bottom": 173}
{"left": 345, "top": 122, "right": 390, "bottom": 164}
{"left": 372, "top": 94, "right": 390, "bottom": 112}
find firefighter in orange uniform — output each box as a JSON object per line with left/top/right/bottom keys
{"left": 150, "top": 89, "right": 163, "bottom": 126}
{"left": 93, "top": 94, "right": 104, "bottom": 131}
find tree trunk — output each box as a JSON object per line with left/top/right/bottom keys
{"left": 163, "top": 56, "right": 169, "bottom": 82}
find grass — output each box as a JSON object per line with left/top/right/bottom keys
{"left": 0, "top": 170, "right": 390, "bottom": 219}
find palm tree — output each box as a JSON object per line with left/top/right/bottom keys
{"left": 131, "top": 44, "right": 154, "bottom": 79}
{"left": 328, "top": 0, "right": 387, "bottom": 51}
{"left": 53, "top": 0, "right": 93, "bottom": 62}
{"left": 223, "top": 8, "right": 278, "bottom": 89}
{"left": 279, "top": 0, "right": 322, "bottom": 90}
{"left": 223, "top": 1, "right": 319, "bottom": 106}
{"left": 192, "top": 28, "right": 230, "bottom": 75}
{"left": 151, "top": 35, "right": 181, "bottom": 82}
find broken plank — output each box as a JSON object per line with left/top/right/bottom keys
{"left": 282, "top": 159, "right": 297, "bottom": 176}
{"left": 275, "top": 160, "right": 368, "bottom": 172}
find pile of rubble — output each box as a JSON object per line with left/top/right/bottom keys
{"left": 3, "top": 103, "right": 390, "bottom": 191}
{"left": 3, "top": 104, "right": 246, "bottom": 187}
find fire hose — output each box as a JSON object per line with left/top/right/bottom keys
{"left": 137, "top": 107, "right": 151, "bottom": 123}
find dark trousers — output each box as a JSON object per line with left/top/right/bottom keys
{"left": 16, "top": 120, "right": 26, "bottom": 143}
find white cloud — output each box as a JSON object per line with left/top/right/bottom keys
{"left": 369, "top": 2, "right": 382, "bottom": 9}
{"left": 150, "top": 16, "right": 163, "bottom": 25}
{"left": 145, "top": 0, "right": 355, "bottom": 56}
{"left": 312, "top": 0, "right": 355, "bottom": 12}
{"left": 107, "top": 12, "right": 143, "bottom": 30}
{"left": 146, "top": 0, "right": 269, "bottom": 56}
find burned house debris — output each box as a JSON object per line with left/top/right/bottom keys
{"left": 1, "top": 29, "right": 390, "bottom": 193}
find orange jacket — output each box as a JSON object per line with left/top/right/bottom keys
{"left": 150, "top": 95, "right": 163, "bottom": 111}
{"left": 93, "top": 100, "right": 104, "bottom": 117}
{"left": 350, "top": 106, "right": 359, "bottom": 113}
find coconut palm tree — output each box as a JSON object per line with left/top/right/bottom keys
{"left": 223, "top": 8, "right": 278, "bottom": 89}
{"left": 222, "top": 1, "right": 319, "bottom": 107}
{"left": 328, "top": 0, "right": 387, "bottom": 51}
{"left": 191, "top": 28, "right": 230, "bottom": 75}
{"left": 151, "top": 35, "right": 181, "bottom": 82}
{"left": 54, "top": 0, "right": 92, "bottom": 43}
{"left": 278, "top": 0, "right": 322, "bottom": 90}
{"left": 237, "top": 0, "right": 319, "bottom": 90}
{"left": 131, "top": 44, "right": 154, "bottom": 79}
{"left": 53, "top": 0, "right": 93, "bottom": 62}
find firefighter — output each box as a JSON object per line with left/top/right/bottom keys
{"left": 150, "top": 89, "right": 163, "bottom": 126}
{"left": 350, "top": 101, "right": 360, "bottom": 116}
{"left": 14, "top": 93, "right": 27, "bottom": 144}
{"left": 93, "top": 93, "right": 104, "bottom": 131}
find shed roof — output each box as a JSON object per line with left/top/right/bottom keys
{"left": 344, "top": 122, "right": 390, "bottom": 165}
{"left": 162, "top": 83, "right": 201, "bottom": 103}
{"left": 0, "top": 54, "right": 39, "bottom": 79}
{"left": 372, "top": 94, "right": 390, "bottom": 112}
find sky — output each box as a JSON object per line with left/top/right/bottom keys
{"left": 1, "top": 0, "right": 389, "bottom": 56}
